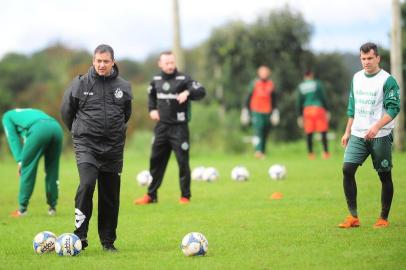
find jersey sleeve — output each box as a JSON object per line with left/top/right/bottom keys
{"left": 60, "top": 77, "right": 80, "bottom": 131}
{"left": 185, "top": 77, "right": 206, "bottom": 101}
{"left": 124, "top": 83, "right": 133, "bottom": 123}
{"left": 296, "top": 87, "right": 304, "bottom": 116}
{"left": 347, "top": 80, "right": 355, "bottom": 118}
{"left": 2, "top": 111, "right": 23, "bottom": 162}
{"left": 383, "top": 76, "right": 400, "bottom": 119}
{"left": 148, "top": 81, "right": 157, "bottom": 112}
{"left": 244, "top": 80, "right": 255, "bottom": 110}
{"left": 271, "top": 89, "right": 277, "bottom": 110}
{"left": 317, "top": 81, "right": 329, "bottom": 111}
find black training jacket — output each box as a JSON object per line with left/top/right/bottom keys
{"left": 148, "top": 69, "right": 206, "bottom": 124}
{"left": 61, "top": 65, "right": 132, "bottom": 156}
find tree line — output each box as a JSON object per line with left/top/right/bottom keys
{"left": 0, "top": 6, "right": 404, "bottom": 150}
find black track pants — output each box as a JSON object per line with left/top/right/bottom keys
{"left": 74, "top": 162, "right": 120, "bottom": 245}
{"left": 148, "top": 123, "right": 191, "bottom": 200}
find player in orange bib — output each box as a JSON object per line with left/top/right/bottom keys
{"left": 296, "top": 70, "right": 330, "bottom": 160}
{"left": 242, "top": 66, "right": 279, "bottom": 159}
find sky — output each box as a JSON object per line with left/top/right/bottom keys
{"left": 0, "top": 0, "right": 394, "bottom": 61}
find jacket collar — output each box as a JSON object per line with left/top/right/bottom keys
{"left": 89, "top": 65, "right": 119, "bottom": 80}
{"left": 161, "top": 69, "right": 178, "bottom": 80}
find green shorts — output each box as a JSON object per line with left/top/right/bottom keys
{"left": 344, "top": 134, "right": 393, "bottom": 172}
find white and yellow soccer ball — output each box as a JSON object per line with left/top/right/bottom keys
{"left": 136, "top": 170, "right": 153, "bottom": 186}
{"left": 202, "top": 167, "right": 219, "bottom": 182}
{"left": 191, "top": 166, "right": 206, "bottom": 181}
{"left": 231, "top": 166, "right": 249, "bottom": 181}
{"left": 268, "top": 164, "right": 287, "bottom": 180}
{"left": 55, "top": 233, "right": 82, "bottom": 256}
{"left": 33, "top": 231, "right": 57, "bottom": 254}
{"left": 180, "top": 232, "right": 208, "bottom": 256}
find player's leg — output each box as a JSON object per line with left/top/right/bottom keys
{"left": 251, "top": 112, "right": 266, "bottom": 158}
{"left": 342, "top": 162, "right": 359, "bottom": 217}
{"left": 16, "top": 125, "right": 47, "bottom": 214}
{"left": 321, "top": 132, "right": 329, "bottom": 159}
{"left": 169, "top": 124, "right": 191, "bottom": 202}
{"left": 315, "top": 107, "right": 329, "bottom": 158}
{"left": 371, "top": 135, "right": 394, "bottom": 227}
{"left": 306, "top": 133, "right": 314, "bottom": 159}
{"left": 43, "top": 121, "right": 63, "bottom": 215}
{"left": 377, "top": 171, "right": 393, "bottom": 221}
{"left": 339, "top": 135, "right": 369, "bottom": 228}
{"left": 303, "top": 107, "right": 316, "bottom": 159}
{"left": 74, "top": 162, "right": 98, "bottom": 248}
{"left": 135, "top": 123, "right": 171, "bottom": 204}
{"left": 97, "top": 170, "right": 120, "bottom": 251}
{"left": 262, "top": 114, "right": 271, "bottom": 154}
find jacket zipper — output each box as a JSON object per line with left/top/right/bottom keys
{"left": 103, "top": 77, "right": 107, "bottom": 152}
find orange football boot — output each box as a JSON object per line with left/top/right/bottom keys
{"left": 373, "top": 218, "right": 389, "bottom": 228}
{"left": 322, "top": 152, "right": 331, "bottom": 160}
{"left": 134, "top": 194, "right": 156, "bottom": 205}
{"left": 338, "top": 215, "right": 360, "bottom": 228}
{"left": 179, "top": 197, "right": 190, "bottom": 204}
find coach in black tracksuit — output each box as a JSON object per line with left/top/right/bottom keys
{"left": 61, "top": 45, "right": 132, "bottom": 252}
{"left": 135, "top": 51, "right": 205, "bottom": 205}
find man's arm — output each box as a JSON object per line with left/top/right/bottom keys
{"left": 178, "top": 77, "right": 206, "bottom": 104}
{"left": 296, "top": 88, "right": 303, "bottom": 116}
{"left": 341, "top": 118, "right": 354, "bottom": 147}
{"left": 364, "top": 76, "right": 400, "bottom": 140}
{"left": 148, "top": 81, "right": 160, "bottom": 121}
{"left": 271, "top": 89, "right": 277, "bottom": 111}
{"left": 341, "top": 80, "right": 355, "bottom": 146}
{"left": 318, "top": 81, "right": 329, "bottom": 111}
{"left": 244, "top": 81, "right": 254, "bottom": 110}
{"left": 124, "top": 84, "right": 133, "bottom": 123}
{"left": 2, "top": 112, "right": 23, "bottom": 162}
{"left": 60, "top": 78, "right": 79, "bottom": 131}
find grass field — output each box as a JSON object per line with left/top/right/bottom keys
{"left": 1, "top": 138, "right": 406, "bottom": 270}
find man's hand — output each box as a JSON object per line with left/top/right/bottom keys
{"left": 364, "top": 124, "right": 380, "bottom": 141}
{"left": 240, "top": 108, "right": 250, "bottom": 126}
{"left": 18, "top": 162, "right": 22, "bottom": 176}
{"left": 297, "top": 117, "right": 303, "bottom": 128}
{"left": 149, "top": 110, "right": 160, "bottom": 121}
{"left": 341, "top": 132, "right": 350, "bottom": 147}
{"left": 177, "top": 90, "right": 190, "bottom": 104}
{"left": 270, "top": 109, "right": 280, "bottom": 126}
{"left": 326, "top": 112, "right": 331, "bottom": 122}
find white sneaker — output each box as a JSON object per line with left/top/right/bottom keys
{"left": 48, "top": 207, "right": 56, "bottom": 216}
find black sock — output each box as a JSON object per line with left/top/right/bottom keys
{"left": 378, "top": 171, "right": 394, "bottom": 220}
{"left": 321, "top": 132, "right": 328, "bottom": 153}
{"left": 343, "top": 163, "right": 359, "bottom": 217}
{"left": 307, "top": 133, "right": 313, "bottom": 153}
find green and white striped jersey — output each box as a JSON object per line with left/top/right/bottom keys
{"left": 347, "top": 69, "right": 400, "bottom": 138}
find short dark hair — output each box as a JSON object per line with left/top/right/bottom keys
{"left": 94, "top": 44, "right": 115, "bottom": 60}
{"left": 360, "top": 42, "right": 379, "bottom": 56}
{"left": 304, "top": 69, "right": 314, "bottom": 77}
{"left": 159, "top": 51, "right": 173, "bottom": 59}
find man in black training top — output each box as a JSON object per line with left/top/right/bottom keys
{"left": 61, "top": 44, "right": 132, "bottom": 251}
{"left": 135, "top": 51, "right": 205, "bottom": 205}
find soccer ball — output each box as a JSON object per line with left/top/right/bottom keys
{"left": 202, "top": 167, "right": 219, "bottom": 182}
{"left": 180, "top": 232, "right": 208, "bottom": 256}
{"left": 268, "top": 164, "right": 287, "bottom": 180}
{"left": 191, "top": 166, "right": 205, "bottom": 181}
{"left": 136, "top": 170, "right": 153, "bottom": 186}
{"left": 231, "top": 166, "right": 249, "bottom": 181}
{"left": 33, "top": 231, "right": 57, "bottom": 254}
{"left": 55, "top": 233, "right": 82, "bottom": 256}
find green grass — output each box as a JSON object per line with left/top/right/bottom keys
{"left": 1, "top": 139, "right": 406, "bottom": 270}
